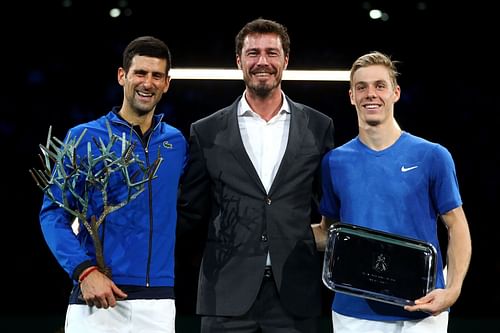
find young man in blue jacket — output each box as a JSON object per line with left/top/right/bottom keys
{"left": 38, "top": 36, "right": 187, "bottom": 333}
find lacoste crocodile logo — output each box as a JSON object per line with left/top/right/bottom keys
{"left": 401, "top": 165, "right": 418, "bottom": 172}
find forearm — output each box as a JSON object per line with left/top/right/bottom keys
{"left": 445, "top": 222, "right": 472, "bottom": 298}
{"left": 442, "top": 207, "right": 472, "bottom": 303}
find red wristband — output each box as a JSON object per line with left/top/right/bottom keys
{"left": 78, "top": 266, "right": 98, "bottom": 283}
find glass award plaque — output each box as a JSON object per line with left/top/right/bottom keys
{"left": 322, "top": 223, "right": 437, "bottom": 307}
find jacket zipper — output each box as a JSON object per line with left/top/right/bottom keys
{"left": 116, "top": 117, "right": 161, "bottom": 288}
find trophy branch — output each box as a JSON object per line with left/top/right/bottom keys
{"left": 30, "top": 120, "right": 162, "bottom": 278}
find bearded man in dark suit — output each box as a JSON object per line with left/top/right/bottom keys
{"left": 178, "top": 18, "right": 335, "bottom": 333}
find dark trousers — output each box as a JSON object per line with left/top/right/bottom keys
{"left": 200, "top": 267, "right": 319, "bottom": 333}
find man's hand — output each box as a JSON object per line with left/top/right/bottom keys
{"left": 311, "top": 223, "right": 328, "bottom": 251}
{"left": 312, "top": 217, "right": 332, "bottom": 251}
{"left": 312, "top": 216, "right": 337, "bottom": 251}
{"left": 80, "top": 269, "right": 128, "bottom": 309}
{"left": 404, "top": 287, "right": 459, "bottom": 316}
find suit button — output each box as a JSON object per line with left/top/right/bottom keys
{"left": 265, "top": 197, "right": 271, "bottom": 205}
{"left": 261, "top": 234, "right": 268, "bottom": 242}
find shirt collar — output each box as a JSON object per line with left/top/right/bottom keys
{"left": 238, "top": 91, "right": 291, "bottom": 117}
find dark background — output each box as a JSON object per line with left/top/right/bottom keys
{"left": 1, "top": 0, "right": 497, "bottom": 331}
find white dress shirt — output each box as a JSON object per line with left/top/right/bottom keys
{"left": 238, "top": 92, "right": 291, "bottom": 266}
{"left": 237, "top": 93, "right": 290, "bottom": 193}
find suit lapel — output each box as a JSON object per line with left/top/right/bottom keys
{"left": 268, "top": 99, "right": 307, "bottom": 195}
{"left": 216, "top": 101, "right": 265, "bottom": 192}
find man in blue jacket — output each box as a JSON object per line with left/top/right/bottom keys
{"left": 38, "top": 36, "right": 187, "bottom": 333}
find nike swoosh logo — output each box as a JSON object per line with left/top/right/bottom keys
{"left": 401, "top": 165, "right": 418, "bottom": 172}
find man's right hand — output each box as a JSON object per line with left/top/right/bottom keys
{"left": 79, "top": 269, "right": 128, "bottom": 309}
{"left": 312, "top": 216, "right": 336, "bottom": 251}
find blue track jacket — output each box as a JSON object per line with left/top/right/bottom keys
{"left": 39, "top": 109, "right": 187, "bottom": 300}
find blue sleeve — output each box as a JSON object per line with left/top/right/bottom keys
{"left": 429, "top": 144, "right": 462, "bottom": 214}
{"left": 319, "top": 151, "right": 340, "bottom": 220}
{"left": 38, "top": 127, "right": 94, "bottom": 280}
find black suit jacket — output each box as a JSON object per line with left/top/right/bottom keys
{"left": 178, "top": 95, "right": 335, "bottom": 317}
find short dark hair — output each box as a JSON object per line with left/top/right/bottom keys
{"left": 122, "top": 36, "right": 172, "bottom": 74}
{"left": 235, "top": 18, "right": 290, "bottom": 57}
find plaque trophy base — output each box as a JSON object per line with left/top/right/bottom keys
{"left": 322, "top": 223, "right": 437, "bottom": 306}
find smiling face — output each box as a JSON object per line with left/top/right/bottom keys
{"left": 236, "top": 33, "right": 288, "bottom": 98}
{"left": 118, "top": 55, "right": 170, "bottom": 117}
{"left": 349, "top": 64, "right": 400, "bottom": 128}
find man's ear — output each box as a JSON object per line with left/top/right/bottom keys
{"left": 236, "top": 55, "right": 242, "bottom": 70}
{"left": 117, "top": 67, "right": 126, "bottom": 86}
{"left": 393, "top": 85, "right": 401, "bottom": 103}
{"left": 163, "top": 76, "right": 171, "bottom": 93}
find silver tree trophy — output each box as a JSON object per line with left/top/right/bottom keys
{"left": 30, "top": 120, "right": 162, "bottom": 278}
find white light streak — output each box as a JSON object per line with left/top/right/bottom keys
{"left": 169, "top": 68, "right": 350, "bottom": 81}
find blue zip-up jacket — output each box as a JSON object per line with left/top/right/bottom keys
{"left": 39, "top": 109, "right": 187, "bottom": 301}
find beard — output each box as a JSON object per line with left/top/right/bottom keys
{"left": 128, "top": 95, "right": 156, "bottom": 116}
{"left": 247, "top": 80, "right": 280, "bottom": 98}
